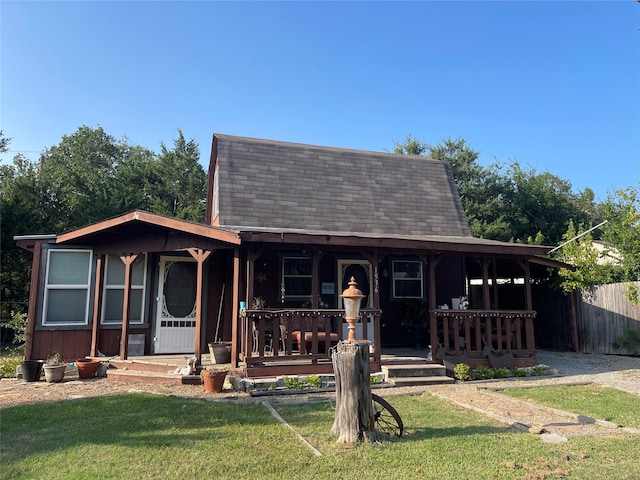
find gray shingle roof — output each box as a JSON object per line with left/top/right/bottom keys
{"left": 213, "top": 134, "right": 471, "bottom": 238}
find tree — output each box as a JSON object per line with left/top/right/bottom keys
{"left": 554, "top": 220, "right": 615, "bottom": 293}
{"left": 393, "top": 135, "right": 512, "bottom": 240}
{"left": 393, "top": 134, "right": 429, "bottom": 156}
{"left": 38, "top": 126, "right": 129, "bottom": 231}
{"left": 148, "top": 130, "right": 206, "bottom": 222}
{"left": 601, "top": 183, "right": 640, "bottom": 302}
{"left": 1, "top": 126, "right": 207, "bottom": 310}
{"left": 392, "top": 135, "right": 600, "bottom": 246}
{"left": 496, "top": 162, "right": 596, "bottom": 246}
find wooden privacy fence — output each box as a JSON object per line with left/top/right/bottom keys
{"left": 576, "top": 282, "right": 640, "bottom": 355}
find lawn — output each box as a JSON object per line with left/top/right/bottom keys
{"left": 1, "top": 392, "right": 639, "bottom": 480}
{"left": 500, "top": 384, "right": 640, "bottom": 428}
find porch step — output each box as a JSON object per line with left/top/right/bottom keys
{"left": 382, "top": 364, "right": 454, "bottom": 387}
{"left": 109, "top": 359, "right": 182, "bottom": 374}
{"left": 382, "top": 363, "right": 448, "bottom": 378}
{"left": 107, "top": 368, "right": 200, "bottom": 386}
{"left": 386, "top": 375, "right": 455, "bottom": 387}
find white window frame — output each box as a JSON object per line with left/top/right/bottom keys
{"left": 281, "top": 256, "right": 312, "bottom": 300}
{"left": 42, "top": 249, "right": 93, "bottom": 326}
{"left": 212, "top": 163, "right": 220, "bottom": 220}
{"left": 101, "top": 254, "right": 147, "bottom": 325}
{"left": 392, "top": 260, "right": 423, "bottom": 299}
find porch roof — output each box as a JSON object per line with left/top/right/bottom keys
{"left": 52, "top": 210, "right": 241, "bottom": 254}
{"left": 234, "top": 225, "right": 553, "bottom": 257}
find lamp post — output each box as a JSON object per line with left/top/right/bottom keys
{"left": 341, "top": 276, "right": 365, "bottom": 342}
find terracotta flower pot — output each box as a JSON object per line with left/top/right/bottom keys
{"left": 201, "top": 370, "right": 228, "bottom": 393}
{"left": 76, "top": 358, "right": 101, "bottom": 379}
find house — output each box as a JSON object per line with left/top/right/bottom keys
{"left": 15, "top": 133, "right": 562, "bottom": 377}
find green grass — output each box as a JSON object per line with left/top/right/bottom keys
{"left": 1, "top": 392, "right": 639, "bottom": 479}
{"left": 500, "top": 384, "right": 640, "bottom": 428}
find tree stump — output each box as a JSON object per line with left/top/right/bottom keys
{"left": 330, "top": 341, "right": 375, "bottom": 443}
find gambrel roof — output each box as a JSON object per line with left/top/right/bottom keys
{"left": 208, "top": 134, "right": 471, "bottom": 238}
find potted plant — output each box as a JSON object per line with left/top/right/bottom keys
{"left": 20, "top": 359, "right": 45, "bottom": 382}
{"left": 43, "top": 353, "right": 67, "bottom": 383}
{"left": 200, "top": 366, "right": 228, "bottom": 393}
{"left": 76, "top": 357, "right": 101, "bottom": 379}
{"left": 252, "top": 296, "right": 266, "bottom": 309}
{"left": 208, "top": 342, "right": 231, "bottom": 364}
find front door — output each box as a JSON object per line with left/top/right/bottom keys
{"left": 154, "top": 256, "right": 197, "bottom": 354}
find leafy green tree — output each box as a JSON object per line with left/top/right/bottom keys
{"left": 38, "top": 126, "right": 129, "bottom": 231}
{"left": 1, "top": 133, "right": 54, "bottom": 312}
{"left": 2, "top": 126, "right": 207, "bottom": 309}
{"left": 601, "top": 183, "right": 640, "bottom": 302}
{"left": 148, "top": 130, "right": 206, "bottom": 222}
{"left": 393, "top": 134, "right": 429, "bottom": 156}
{"left": 498, "top": 162, "right": 595, "bottom": 246}
{"left": 392, "top": 135, "right": 600, "bottom": 247}
{"left": 427, "top": 137, "right": 512, "bottom": 241}
{"left": 554, "top": 220, "right": 615, "bottom": 293}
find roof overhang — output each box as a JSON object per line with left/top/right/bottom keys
{"left": 14, "top": 234, "right": 57, "bottom": 251}
{"left": 232, "top": 226, "right": 552, "bottom": 258}
{"left": 53, "top": 210, "right": 241, "bottom": 254}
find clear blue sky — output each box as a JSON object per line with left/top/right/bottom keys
{"left": 2, "top": 1, "right": 639, "bottom": 202}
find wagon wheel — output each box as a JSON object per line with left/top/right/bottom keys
{"left": 371, "top": 393, "right": 404, "bottom": 437}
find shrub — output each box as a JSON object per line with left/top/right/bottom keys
{"left": 306, "top": 374, "right": 322, "bottom": 388}
{"left": 613, "top": 326, "right": 640, "bottom": 356}
{"left": 0, "top": 356, "right": 22, "bottom": 378}
{"left": 453, "top": 363, "right": 472, "bottom": 381}
{"left": 493, "top": 367, "right": 511, "bottom": 378}
{"left": 512, "top": 367, "right": 527, "bottom": 377}
{"left": 473, "top": 367, "right": 495, "bottom": 380}
{"left": 531, "top": 365, "right": 549, "bottom": 376}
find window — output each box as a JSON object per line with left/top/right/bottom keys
{"left": 392, "top": 260, "right": 423, "bottom": 298}
{"left": 212, "top": 163, "right": 220, "bottom": 220}
{"left": 101, "top": 254, "right": 147, "bottom": 325}
{"left": 281, "top": 257, "right": 312, "bottom": 299}
{"left": 43, "top": 249, "right": 93, "bottom": 326}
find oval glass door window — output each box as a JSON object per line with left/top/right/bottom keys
{"left": 164, "top": 262, "right": 197, "bottom": 317}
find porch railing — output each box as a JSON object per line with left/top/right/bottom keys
{"left": 429, "top": 309, "right": 536, "bottom": 358}
{"left": 240, "top": 309, "right": 382, "bottom": 367}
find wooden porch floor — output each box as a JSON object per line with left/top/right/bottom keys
{"left": 118, "top": 348, "right": 433, "bottom": 368}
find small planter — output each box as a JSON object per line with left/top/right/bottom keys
{"left": 44, "top": 364, "right": 67, "bottom": 383}
{"left": 76, "top": 358, "right": 101, "bottom": 379}
{"left": 21, "top": 360, "right": 45, "bottom": 382}
{"left": 208, "top": 342, "right": 231, "bottom": 364}
{"left": 201, "top": 369, "right": 228, "bottom": 393}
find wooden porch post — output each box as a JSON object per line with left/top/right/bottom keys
{"left": 312, "top": 249, "right": 320, "bottom": 308}
{"left": 570, "top": 290, "right": 580, "bottom": 352}
{"left": 428, "top": 255, "right": 442, "bottom": 356}
{"left": 360, "top": 251, "right": 380, "bottom": 357}
{"left": 24, "top": 242, "right": 43, "bottom": 360}
{"left": 119, "top": 254, "right": 138, "bottom": 360}
{"left": 492, "top": 259, "right": 500, "bottom": 309}
{"left": 230, "top": 248, "right": 241, "bottom": 368}
{"left": 188, "top": 248, "right": 212, "bottom": 365}
{"left": 90, "top": 254, "right": 105, "bottom": 357}
{"left": 246, "top": 248, "right": 264, "bottom": 307}
{"left": 482, "top": 257, "right": 491, "bottom": 310}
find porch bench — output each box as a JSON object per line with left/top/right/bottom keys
{"left": 291, "top": 331, "right": 339, "bottom": 353}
